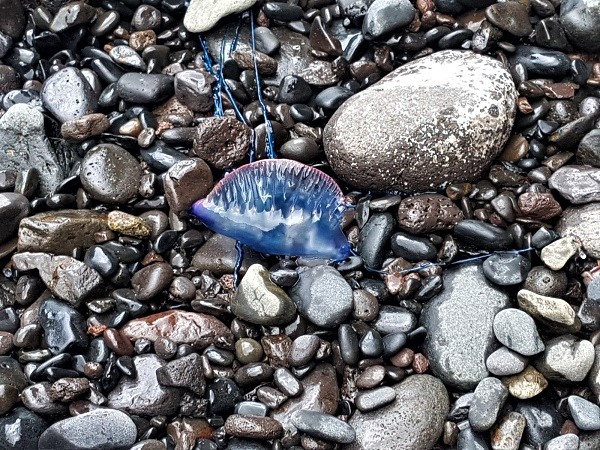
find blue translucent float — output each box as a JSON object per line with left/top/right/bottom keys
{"left": 191, "top": 159, "right": 351, "bottom": 261}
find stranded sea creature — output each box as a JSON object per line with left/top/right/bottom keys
{"left": 190, "top": 158, "right": 352, "bottom": 266}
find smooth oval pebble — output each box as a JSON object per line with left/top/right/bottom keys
{"left": 292, "top": 410, "right": 356, "bottom": 444}
{"left": 355, "top": 386, "right": 396, "bottom": 412}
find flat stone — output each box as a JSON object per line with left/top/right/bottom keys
{"left": 557, "top": 203, "right": 600, "bottom": 258}
{"left": 517, "top": 289, "right": 581, "bottom": 334}
{"left": 421, "top": 263, "right": 510, "bottom": 390}
{"left": 108, "top": 354, "right": 184, "bottom": 417}
{"left": 289, "top": 265, "right": 353, "bottom": 328}
{"left": 121, "top": 310, "right": 234, "bottom": 350}
{"left": 493, "top": 309, "right": 545, "bottom": 356}
{"left": 12, "top": 252, "right": 102, "bottom": 305}
{"left": 483, "top": 253, "right": 531, "bottom": 286}
{"left": 485, "top": 2, "right": 533, "bottom": 37}
{"left": 292, "top": 410, "right": 356, "bottom": 444}
{"left": 397, "top": 194, "right": 463, "bottom": 233}
{"left": 231, "top": 264, "right": 297, "bottom": 326}
{"left": 183, "top": 0, "right": 256, "bottom": 33}
{"left": 116, "top": 73, "right": 174, "bottom": 104}
{"left": 41, "top": 67, "right": 98, "bottom": 123}
{"left": 540, "top": 236, "right": 581, "bottom": 271}
{"left": 38, "top": 409, "right": 136, "bottom": 450}
{"left": 18, "top": 210, "right": 108, "bottom": 255}
{"left": 324, "top": 50, "right": 516, "bottom": 191}
{"left": 362, "top": 0, "right": 415, "bottom": 40}
{"left": 61, "top": 113, "right": 110, "bottom": 142}
{"left": 534, "top": 334, "right": 594, "bottom": 382}
{"left": 224, "top": 415, "right": 283, "bottom": 440}
{"left": 345, "top": 375, "right": 448, "bottom": 450}
{"left": 0, "top": 104, "right": 75, "bottom": 196}
{"left": 549, "top": 166, "right": 600, "bottom": 204}
{"left": 503, "top": 365, "right": 548, "bottom": 399}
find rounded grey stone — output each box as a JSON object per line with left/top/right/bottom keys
{"left": 324, "top": 50, "right": 517, "bottom": 191}
{"left": 344, "top": 375, "right": 448, "bottom": 450}
{"left": 534, "top": 334, "right": 594, "bottom": 382}
{"left": 556, "top": 203, "right": 600, "bottom": 258}
{"left": 468, "top": 377, "right": 509, "bottom": 432}
{"left": 421, "top": 263, "right": 510, "bottom": 390}
{"left": 486, "top": 347, "right": 528, "bottom": 376}
{"left": 568, "top": 396, "right": 600, "bottom": 431}
{"left": 549, "top": 165, "right": 600, "bottom": 204}
{"left": 38, "top": 409, "right": 137, "bottom": 450}
{"left": 493, "top": 308, "right": 545, "bottom": 356}
{"left": 354, "top": 386, "right": 396, "bottom": 412}
{"left": 544, "top": 433, "right": 580, "bottom": 450}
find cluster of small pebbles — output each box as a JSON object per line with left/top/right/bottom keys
{"left": 0, "top": 0, "right": 600, "bottom": 449}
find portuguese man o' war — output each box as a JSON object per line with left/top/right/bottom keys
{"left": 190, "top": 159, "right": 352, "bottom": 261}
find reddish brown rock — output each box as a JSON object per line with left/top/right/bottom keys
{"left": 224, "top": 415, "right": 283, "bottom": 440}
{"left": 60, "top": 113, "right": 110, "bottom": 142}
{"left": 232, "top": 49, "right": 277, "bottom": 75}
{"left": 518, "top": 192, "right": 562, "bottom": 221}
{"left": 193, "top": 117, "right": 252, "bottom": 169}
{"left": 397, "top": 194, "right": 463, "bottom": 234}
{"left": 164, "top": 158, "right": 213, "bottom": 215}
{"left": 120, "top": 310, "right": 234, "bottom": 350}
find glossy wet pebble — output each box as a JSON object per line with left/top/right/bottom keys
{"left": 483, "top": 253, "right": 531, "bottom": 285}
{"left": 80, "top": 144, "right": 142, "bottom": 204}
{"left": 41, "top": 68, "right": 98, "bottom": 123}
{"left": 324, "top": 50, "right": 516, "bottom": 191}
{"left": 38, "top": 409, "right": 136, "bottom": 450}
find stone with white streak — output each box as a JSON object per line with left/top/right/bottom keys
{"left": 184, "top": 0, "right": 256, "bottom": 33}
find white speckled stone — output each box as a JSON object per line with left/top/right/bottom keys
{"left": 534, "top": 334, "right": 594, "bottom": 383}
{"left": 323, "top": 50, "right": 517, "bottom": 191}
{"left": 556, "top": 203, "right": 600, "bottom": 258}
{"left": 183, "top": 0, "right": 256, "bottom": 33}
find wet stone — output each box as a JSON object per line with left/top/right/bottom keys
{"left": 0, "top": 407, "right": 47, "bottom": 449}
{"left": 116, "top": 73, "right": 174, "bottom": 104}
{"left": 131, "top": 262, "right": 173, "bottom": 301}
{"left": 372, "top": 305, "right": 417, "bottom": 335}
{"left": 0, "top": 104, "right": 74, "bottom": 196}
{"left": 0, "top": 193, "right": 29, "bottom": 245}
{"left": 80, "top": 144, "right": 142, "bottom": 204}
{"left": 289, "top": 265, "right": 353, "bottom": 328}
{"left": 49, "top": 1, "right": 96, "bottom": 33}
{"left": 358, "top": 212, "right": 395, "bottom": 268}
{"left": 362, "top": 0, "right": 415, "bottom": 40}
{"left": 174, "top": 70, "right": 215, "bottom": 113}
{"left": 108, "top": 211, "right": 150, "bottom": 238}
{"left": 493, "top": 309, "right": 545, "bottom": 356}
{"left": 397, "top": 194, "right": 463, "bottom": 233}
{"left": 515, "top": 398, "right": 564, "bottom": 446}
{"left": 457, "top": 428, "right": 488, "bottom": 450}
{"left": 578, "top": 130, "right": 600, "bottom": 166}
{"left": 352, "top": 290, "right": 379, "bottom": 322}
{"left": 231, "top": 264, "right": 297, "bottom": 326}
{"left": 41, "top": 67, "right": 98, "bottom": 123}
{"left": 354, "top": 386, "right": 396, "bottom": 412}
{"left": 193, "top": 116, "right": 252, "bottom": 169}
{"left": 108, "top": 354, "right": 184, "bottom": 416}
{"left": 61, "top": 113, "right": 110, "bottom": 142}
{"left": 485, "top": 2, "right": 533, "bottom": 37}
{"left": 346, "top": 375, "right": 448, "bottom": 450}
{"left": 391, "top": 232, "right": 436, "bottom": 262}
{"left": 469, "top": 377, "right": 509, "bottom": 432}
{"left": 0, "top": 0, "right": 25, "bottom": 38}
{"left": 486, "top": 347, "right": 529, "bottom": 376}
{"left": 557, "top": 203, "right": 600, "bottom": 258}
{"left": 549, "top": 166, "right": 600, "bottom": 204}
{"left": 509, "top": 46, "right": 571, "bottom": 78}
{"left": 483, "top": 253, "right": 531, "bottom": 286}
{"left": 121, "top": 310, "right": 234, "bottom": 350}
{"left": 560, "top": 0, "right": 600, "bottom": 52}
{"left": 224, "top": 415, "right": 283, "bottom": 440}
{"left": 422, "top": 263, "right": 510, "bottom": 390}
{"left": 289, "top": 335, "right": 320, "bottom": 367}
{"left": 21, "top": 382, "right": 68, "bottom": 415}
{"left": 292, "top": 410, "right": 355, "bottom": 444}
{"left": 523, "top": 266, "right": 567, "bottom": 298}
{"left": 12, "top": 253, "right": 103, "bottom": 305}
{"left": 518, "top": 193, "right": 562, "bottom": 221}
{"left": 324, "top": 50, "right": 516, "bottom": 192}
{"left": 454, "top": 220, "right": 513, "bottom": 251}
{"left": 278, "top": 75, "right": 312, "bottom": 104}
{"left": 183, "top": 0, "right": 256, "bottom": 33}
{"left": 39, "top": 298, "right": 88, "bottom": 354}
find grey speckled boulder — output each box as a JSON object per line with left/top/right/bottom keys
{"left": 324, "top": 50, "right": 517, "bottom": 191}
{"left": 345, "top": 375, "right": 448, "bottom": 450}
{"left": 421, "top": 263, "right": 510, "bottom": 390}
{"left": 556, "top": 203, "right": 600, "bottom": 258}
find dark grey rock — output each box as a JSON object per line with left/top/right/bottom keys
{"left": 454, "top": 220, "right": 513, "bottom": 251}
{"left": 578, "top": 130, "right": 600, "bottom": 166}
{"left": 362, "top": 0, "right": 415, "bottom": 40}
{"left": 549, "top": 165, "right": 600, "bottom": 204}
{"left": 0, "top": 407, "right": 47, "bottom": 449}
{"left": 457, "top": 428, "right": 489, "bottom": 450}
{"left": 515, "top": 398, "right": 564, "bottom": 446}
{"left": 372, "top": 305, "right": 417, "bottom": 335}
{"left": 421, "top": 263, "right": 510, "bottom": 390}
{"left": 509, "top": 46, "right": 571, "bottom": 78}
{"left": 324, "top": 50, "right": 516, "bottom": 191}
{"left": 38, "top": 409, "right": 137, "bottom": 450}
{"left": 156, "top": 353, "right": 205, "bottom": 396}
{"left": 561, "top": 0, "right": 600, "bottom": 51}
{"left": 486, "top": 347, "right": 529, "bottom": 376}
{"left": 41, "top": 68, "right": 98, "bottom": 123}
{"left": 174, "top": 70, "right": 215, "bottom": 113}
{"left": 483, "top": 252, "right": 531, "bottom": 285}
{"left": 0, "top": 193, "right": 29, "bottom": 244}
{"left": 358, "top": 212, "right": 395, "bottom": 268}
{"left": 39, "top": 298, "right": 88, "bottom": 355}
{"left": 292, "top": 410, "right": 356, "bottom": 444}
{"left": 354, "top": 386, "right": 396, "bottom": 412}
{"left": 0, "top": 0, "right": 25, "bottom": 38}
{"left": 289, "top": 265, "right": 353, "bottom": 328}
{"left": 0, "top": 104, "right": 75, "bottom": 196}
{"left": 108, "top": 354, "right": 184, "bottom": 416}
{"left": 523, "top": 266, "right": 568, "bottom": 298}
{"left": 345, "top": 375, "right": 448, "bottom": 450}
{"left": 116, "top": 73, "right": 174, "bottom": 104}
{"left": 390, "top": 232, "right": 437, "bottom": 262}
